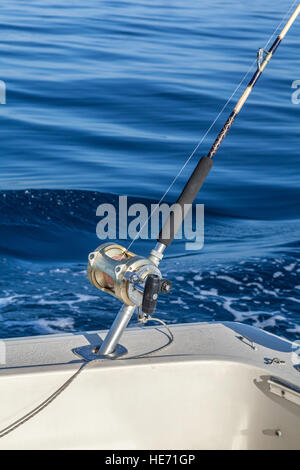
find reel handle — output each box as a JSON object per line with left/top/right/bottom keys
{"left": 142, "top": 274, "right": 172, "bottom": 315}
{"left": 142, "top": 274, "right": 161, "bottom": 315}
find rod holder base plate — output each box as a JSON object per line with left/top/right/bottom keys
{"left": 72, "top": 343, "right": 127, "bottom": 361}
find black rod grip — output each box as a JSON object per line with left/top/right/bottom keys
{"left": 158, "top": 156, "right": 213, "bottom": 247}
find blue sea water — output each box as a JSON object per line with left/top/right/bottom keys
{"left": 0, "top": 0, "right": 299, "bottom": 340}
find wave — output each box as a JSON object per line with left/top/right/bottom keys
{"left": 1, "top": 189, "right": 300, "bottom": 262}
{"left": 0, "top": 189, "right": 123, "bottom": 261}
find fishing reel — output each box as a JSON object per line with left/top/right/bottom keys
{"left": 87, "top": 242, "right": 172, "bottom": 316}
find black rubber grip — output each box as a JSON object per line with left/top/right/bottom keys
{"left": 158, "top": 156, "right": 213, "bottom": 247}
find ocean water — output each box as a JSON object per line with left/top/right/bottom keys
{"left": 0, "top": 0, "right": 299, "bottom": 341}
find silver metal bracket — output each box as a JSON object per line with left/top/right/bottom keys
{"left": 237, "top": 334, "right": 257, "bottom": 350}
{"left": 268, "top": 376, "right": 300, "bottom": 406}
{"left": 72, "top": 343, "right": 127, "bottom": 361}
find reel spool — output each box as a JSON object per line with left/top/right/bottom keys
{"left": 87, "top": 243, "right": 163, "bottom": 307}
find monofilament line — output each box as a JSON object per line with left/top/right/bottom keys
{"left": 126, "top": 0, "right": 299, "bottom": 252}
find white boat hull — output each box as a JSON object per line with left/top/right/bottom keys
{"left": 0, "top": 321, "right": 299, "bottom": 449}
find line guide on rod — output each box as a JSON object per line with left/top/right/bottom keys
{"left": 80, "top": 4, "right": 300, "bottom": 360}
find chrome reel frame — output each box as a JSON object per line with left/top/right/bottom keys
{"left": 75, "top": 242, "right": 168, "bottom": 359}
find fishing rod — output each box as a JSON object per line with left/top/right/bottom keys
{"left": 158, "top": 2, "right": 300, "bottom": 247}
{"left": 82, "top": 4, "right": 300, "bottom": 360}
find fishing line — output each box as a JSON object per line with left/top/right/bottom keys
{"left": 1, "top": 0, "right": 298, "bottom": 442}
{"left": 0, "top": 319, "right": 173, "bottom": 439}
{"left": 125, "top": 0, "right": 298, "bottom": 253}
{"left": 0, "top": 361, "right": 90, "bottom": 439}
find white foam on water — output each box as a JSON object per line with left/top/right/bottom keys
{"left": 222, "top": 297, "right": 244, "bottom": 320}
{"left": 49, "top": 268, "right": 71, "bottom": 274}
{"left": 37, "top": 293, "right": 99, "bottom": 308}
{"left": 262, "top": 288, "right": 278, "bottom": 297}
{"left": 246, "top": 282, "right": 278, "bottom": 297}
{"left": 75, "top": 293, "right": 99, "bottom": 302}
{"left": 198, "top": 288, "right": 218, "bottom": 296}
{"left": 287, "top": 325, "right": 300, "bottom": 334}
{"left": 170, "top": 297, "right": 186, "bottom": 306}
{"left": 216, "top": 275, "right": 242, "bottom": 285}
{"left": 218, "top": 293, "right": 282, "bottom": 325}
{"left": 284, "top": 263, "right": 296, "bottom": 272}
{"left": 36, "top": 317, "right": 75, "bottom": 333}
{"left": 287, "top": 296, "right": 300, "bottom": 304}
{"left": 0, "top": 295, "right": 24, "bottom": 308}
{"left": 37, "top": 298, "right": 74, "bottom": 307}
{"left": 253, "top": 315, "right": 285, "bottom": 329}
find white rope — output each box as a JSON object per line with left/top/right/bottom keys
{"left": 126, "top": 0, "right": 299, "bottom": 252}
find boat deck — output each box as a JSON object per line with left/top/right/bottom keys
{"left": 0, "top": 321, "right": 299, "bottom": 383}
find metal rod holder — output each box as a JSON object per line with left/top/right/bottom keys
{"left": 99, "top": 304, "right": 137, "bottom": 356}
